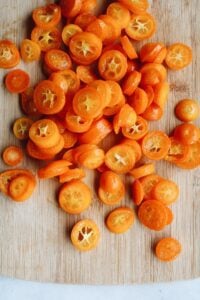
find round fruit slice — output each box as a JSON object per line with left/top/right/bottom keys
{"left": 59, "top": 180, "right": 92, "bottom": 214}
{"left": 71, "top": 219, "right": 100, "bottom": 251}
{"left": 106, "top": 207, "right": 135, "bottom": 233}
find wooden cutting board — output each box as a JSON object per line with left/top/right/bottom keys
{"left": 0, "top": 0, "right": 200, "bottom": 285}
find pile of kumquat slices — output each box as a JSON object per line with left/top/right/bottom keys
{"left": 0, "top": 0, "right": 199, "bottom": 260}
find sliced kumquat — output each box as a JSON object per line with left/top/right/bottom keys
{"left": 59, "top": 180, "right": 92, "bottom": 214}
{"left": 34, "top": 80, "right": 65, "bottom": 115}
{"left": 106, "top": 2, "right": 131, "bottom": 29}
{"left": 0, "top": 169, "right": 35, "bottom": 195}
{"left": 152, "top": 179, "right": 179, "bottom": 205}
{"left": 44, "top": 49, "right": 72, "bottom": 72}
{"left": 20, "top": 39, "right": 41, "bottom": 62}
{"left": 13, "top": 117, "right": 33, "bottom": 140}
{"left": 175, "top": 99, "right": 200, "bottom": 122}
{"left": 32, "top": 4, "right": 61, "bottom": 30}
{"left": 132, "top": 179, "right": 144, "bottom": 206}
{"left": 5, "top": 69, "right": 30, "bottom": 94}
{"left": 122, "top": 116, "right": 149, "bottom": 140}
{"left": 125, "top": 13, "right": 156, "bottom": 41}
{"left": 29, "top": 119, "right": 60, "bottom": 148}
{"left": 31, "top": 27, "right": 61, "bottom": 52}
{"left": 98, "top": 50, "right": 127, "bottom": 81}
{"left": 0, "top": 44, "right": 14, "bottom": 74}
{"left": 105, "top": 144, "right": 136, "bottom": 174}
{"left": 8, "top": 174, "right": 36, "bottom": 202}
{"left": 0, "top": 40, "right": 20, "bottom": 69}
{"left": 69, "top": 32, "right": 102, "bottom": 65}
{"left": 2, "top": 146, "right": 23, "bottom": 167}
{"left": 122, "top": 71, "right": 141, "bottom": 96}
{"left": 138, "top": 200, "right": 168, "bottom": 231}
{"left": 155, "top": 238, "right": 182, "bottom": 261}
{"left": 129, "top": 163, "right": 155, "bottom": 179}
{"left": 129, "top": 87, "right": 149, "bottom": 114}
{"left": 165, "top": 43, "right": 192, "bottom": 70}
{"left": 71, "top": 219, "right": 100, "bottom": 251}
{"left": 73, "top": 86, "right": 103, "bottom": 120}
{"left": 142, "top": 131, "right": 171, "bottom": 160}
{"left": 106, "top": 207, "right": 135, "bottom": 234}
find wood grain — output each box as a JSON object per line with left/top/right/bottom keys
{"left": 0, "top": 0, "right": 200, "bottom": 284}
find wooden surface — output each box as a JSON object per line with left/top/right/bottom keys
{"left": 0, "top": 0, "right": 200, "bottom": 285}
